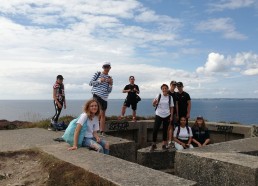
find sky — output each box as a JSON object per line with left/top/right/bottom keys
{"left": 0, "top": 0, "right": 258, "bottom": 100}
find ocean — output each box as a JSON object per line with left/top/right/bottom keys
{"left": 0, "top": 99, "right": 257, "bottom": 125}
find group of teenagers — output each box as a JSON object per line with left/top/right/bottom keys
{"left": 50, "top": 62, "right": 210, "bottom": 155}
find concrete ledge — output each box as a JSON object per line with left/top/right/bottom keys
{"left": 175, "top": 137, "right": 258, "bottom": 186}
{"left": 41, "top": 143, "right": 196, "bottom": 186}
{"left": 137, "top": 143, "right": 175, "bottom": 170}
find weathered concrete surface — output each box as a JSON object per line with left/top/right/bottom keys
{"left": 41, "top": 143, "right": 196, "bottom": 186}
{"left": 175, "top": 137, "right": 258, "bottom": 186}
{"left": 0, "top": 128, "right": 135, "bottom": 162}
{"left": 137, "top": 143, "right": 175, "bottom": 170}
{"left": 106, "top": 120, "right": 258, "bottom": 148}
{"left": 0, "top": 128, "right": 197, "bottom": 186}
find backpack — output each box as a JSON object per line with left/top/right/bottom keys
{"left": 176, "top": 125, "right": 190, "bottom": 138}
{"left": 52, "top": 121, "right": 67, "bottom": 131}
{"left": 155, "top": 93, "right": 171, "bottom": 111}
{"left": 62, "top": 115, "right": 88, "bottom": 147}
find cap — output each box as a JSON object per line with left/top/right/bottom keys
{"left": 177, "top": 82, "right": 183, "bottom": 86}
{"left": 170, "top": 80, "right": 177, "bottom": 85}
{"left": 196, "top": 115, "right": 203, "bottom": 120}
{"left": 56, "top": 75, "right": 64, "bottom": 80}
{"left": 102, "top": 61, "right": 111, "bottom": 67}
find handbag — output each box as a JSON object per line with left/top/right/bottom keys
{"left": 136, "top": 95, "right": 141, "bottom": 102}
{"left": 62, "top": 114, "right": 88, "bottom": 147}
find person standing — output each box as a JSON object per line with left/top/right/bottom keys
{"left": 176, "top": 82, "right": 191, "bottom": 125}
{"left": 119, "top": 76, "right": 140, "bottom": 122}
{"left": 50, "top": 75, "right": 66, "bottom": 129}
{"left": 150, "top": 84, "right": 174, "bottom": 151}
{"left": 167, "top": 80, "right": 178, "bottom": 147}
{"left": 89, "top": 62, "right": 113, "bottom": 136}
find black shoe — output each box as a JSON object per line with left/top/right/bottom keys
{"left": 162, "top": 145, "right": 168, "bottom": 151}
{"left": 150, "top": 144, "right": 157, "bottom": 152}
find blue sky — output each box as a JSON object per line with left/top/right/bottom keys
{"left": 0, "top": 0, "right": 258, "bottom": 99}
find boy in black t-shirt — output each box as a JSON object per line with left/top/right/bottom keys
{"left": 176, "top": 82, "right": 191, "bottom": 125}
{"left": 119, "top": 76, "right": 140, "bottom": 122}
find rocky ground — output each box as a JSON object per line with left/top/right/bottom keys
{"left": 0, "top": 151, "right": 49, "bottom": 186}
{"left": 0, "top": 120, "right": 32, "bottom": 130}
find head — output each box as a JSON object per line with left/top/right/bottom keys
{"left": 102, "top": 61, "right": 111, "bottom": 74}
{"left": 170, "top": 80, "right": 177, "bottom": 91}
{"left": 194, "top": 116, "right": 206, "bottom": 128}
{"left": 129, "top": 76, "right": 135, "bottom": 83}
{"left": 160, "top": 84, "right": 169, "bottom": 95}
{"left": 176, "top": 82, "right": 184, "bottom": 92}
{"left": 83, "top": 99, "right": 100, "bottom": 120}
{"left": 56, "top": 75, "right": 64, "bottom": 84}
{"left": 179, "top": 116, "right": 187, "bottom": 127}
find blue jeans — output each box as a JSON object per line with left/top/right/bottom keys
{"left": 82, "top": 137, "right": 109, "bottom": 154}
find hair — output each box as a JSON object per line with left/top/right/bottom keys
{"left": 129, "top": 76, "right": 134, "bottom": 79}
{"left": 160, "top": 84, "right": 169, "bottom": 89}
{"left": 193, "top": 117, "right": 207, "bottom": 130}
{"left": 83, "top": 99, "right": 100, "bottom": 120}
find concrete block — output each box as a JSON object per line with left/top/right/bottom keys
{"left": 137, "top": 143, "right": 176, "bottom": 170}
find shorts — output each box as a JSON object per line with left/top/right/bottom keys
{"left": 93, "top": 94, "right": 107, "bottom": 111}
{"left": 123, "top": 98, "right": 137, "bottom": 110}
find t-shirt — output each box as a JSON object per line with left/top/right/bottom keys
{"left": 192, "top": 126, "right": 210, "bottom": 145}
{"left": 174, "top": 126, "right": 193, "bottom": 140}
{"left": 176, "top": 91, "right": 191, "bottom": 117}
{"left": 53, "top": 82, "right": 65, "bottom": 102}
{"left": 77, "top": 113, "right": 99, "bottom": 138}
{"left": 124, "top": 84, "right": 139, "bottom": 100}
{"left": 168, "top": 91, "right": 177, "bottom": 114}
{"left": 155, "top": 94, "right": 174, "bottom": 118}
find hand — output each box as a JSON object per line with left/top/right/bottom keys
{"left": 68, "top": 146, "right": 77, "bottom": 151}
{"left": 153, "top": 99, "right": 158, "bottom": 106}
{"left": 96, "top": 136, "right": 101, "bottom": 143}
{"left": 181, "top": 143, "right": 186, "bottom": 148}
{"left": 198, "top": 143, "right": 202, "bottom": 147}
{"left": 100, "top": 77, "right": 105, "bottom": 82}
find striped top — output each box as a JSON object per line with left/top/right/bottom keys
{"left": 89, "top": 71, "right": 113, "bottom": 100}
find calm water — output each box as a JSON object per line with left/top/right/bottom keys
{"left": 0, "top": 99, "right": 257, "bottom": 125}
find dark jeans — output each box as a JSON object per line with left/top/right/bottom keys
{"left": 52, "top": 100, "right": 63, "bottom": 123}
{"left": 152, "top": 115, "right": 170, "bottom": 143}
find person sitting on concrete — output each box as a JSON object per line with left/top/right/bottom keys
{"left": 191, "top": 116, "right": 210, "bottom": 147}
{"left": 150, "top": 84, "right": 174, "bottom": 151}
{"left": 68, "top": 99, "right": 109, "bottom": 154}
{"left": 173, "top": 116, "right": 193, "bottom": 150}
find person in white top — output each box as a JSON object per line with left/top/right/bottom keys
{"left": 150, "top": 84, "right": 174, "bottom": 151}
{"left": 68, "top": 99, "right": 110, "bottom": 154}
{"left": 173, "top": 116, "right": 193, "bottom": 150}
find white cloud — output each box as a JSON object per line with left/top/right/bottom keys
{"left": 209, "top": 0, "right": 256, "bottom": 12}
{"left": 196, "top": 18, "right": 247, "bottom": 40}
{"left": 197, "top": 52, "right": 258, "bottom": 76}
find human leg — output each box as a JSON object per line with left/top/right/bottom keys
{"left": 162, "top": 116, "right": 169, "bottom": 149}
{"left": 174, "top": 142, "right": 184, "bottom": 150}
{"left": 131, "top": 102, "right": 137, "bottom": 122}
{"left": 99, "top": 139, "right": 110, "bottom": 155}
{"left": 82, "top": 138, "right": 104, "bottom": 153}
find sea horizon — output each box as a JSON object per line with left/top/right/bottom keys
{"left": 0, "top": 99, "right": 258, "bottom": 125}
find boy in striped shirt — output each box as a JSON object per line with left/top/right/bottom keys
{"left": 89, "top": 62, "right": 113, "bottom": 136}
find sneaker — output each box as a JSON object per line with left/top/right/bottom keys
{"left": 150, "top": 144, "right": 157, "bottom": 152}
{"left": 118, "top": 116, "right": 124, "bottom": 120}
{"left": 100, "top": 131, "right": 106, "bottom": 137}
{"left": 132, "top": 117, "right": 137, "bottom": 122}
{"left": 48, "top": 125, "right": 56, "bottom": 131}
{"left": 167, "top": 141, "right": 174, "bottom": 148}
